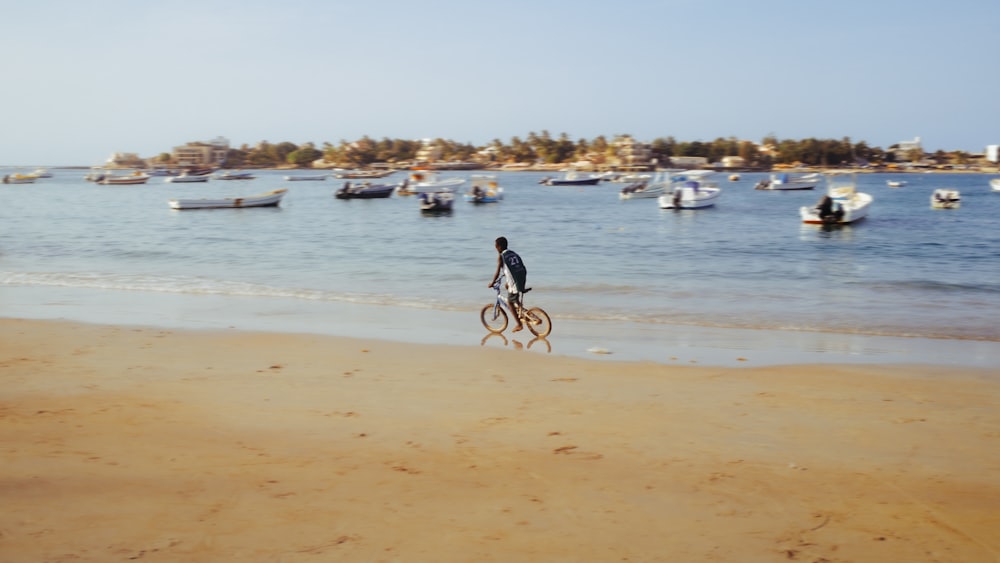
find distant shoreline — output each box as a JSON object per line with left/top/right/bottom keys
{"left": 7, "top": 164, "right": 999, "bottom": 175}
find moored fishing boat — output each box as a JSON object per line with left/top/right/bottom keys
{"left": 658, "top": 171, "right": 722, "bottom": 209}
{"left": 399, "top": 170, "right": 465, "bottom": 194}
{"left": 98, "top": 171, "right": 151, "bottom": 185}
{"left": 418, "top": 191, "right": 454, "bottom": 212}
{"left": 755, "top": 172, "right": 819, "bottom": 190}
{"left": 334, "top": 169, "right": 396, "bottom": 179}
{"left": 335, "top": 181, "right": 395, "bottom": 199}
{"left": 463, "top": 175, "right": 504, "bottom": 203}
{"left": 284, "top": 174, "right": 328, "bottom": 181}
{"left": 2, "top": 173, "right": 37, "bottom": 184}
{"left": 800, "top": 172, "right": 872, "bottom": 225}
{"left": 215, "top": 170, "right": 256, "bottom": 180}
{"left": 168, "top": 188, "right": 287, "bottom": 210}
{"left": 539, "top": 170, "right": 602, "bottom": 186}
{"left": 165, "top": 171, "right": 210, "bottom": 183}
{"left": 930, "top": 188, "right": 960, "bottom": 209}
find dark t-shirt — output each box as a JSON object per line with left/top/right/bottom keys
{"left": 501, "top": 249, "right": 527, "bottom": 292}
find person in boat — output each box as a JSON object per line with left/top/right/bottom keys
{"left": 489, "top": 236, "right": 528, "bottom": 333}
{"left": 816, "top": 195, "right": 844, "bottom": 222}
{"left": 472, "top": 184, "right": 484, "bottom": 200}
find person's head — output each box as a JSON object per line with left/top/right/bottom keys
{"left": 495, "top": 236, "right": 508, "bottom": 251}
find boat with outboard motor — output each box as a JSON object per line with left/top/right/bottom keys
{"left": 755, "top": 172, "right": 819, "bottom": 190}
{"left": 800, "top": 172, "right": 872, "bottom": 225}
{"left": 657, "top": 170, "right": 722, "bottom": 209}
{"left": 463, "top": 175, "right": 504, "bottom": 203}
{"left": 418, "top": 191, "right": 454, "bottom": 212}
{"left": 930, "top": 188, "right": 960, "bottom": 209}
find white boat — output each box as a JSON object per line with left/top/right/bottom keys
{"left": 800, "top": 172, "right": 872, "bottom": 225}
{"left": 887, "top": 180, "right": 907, "bottom": 188}
{"left": 617, "top": 181, "right": 657, "bottom": 199}
{"left": 335, "top": 169, "right": 396, "bottom": 179}
{"left": 657, "top": 171, "right": 722, "bottom": 209}
{"left": 756, "top": 172, "right": 820, "bottom": 190}
{"left": 619, "top": 169, "right": 685, "bottom": 200}
{"left": 30, "top": 168, "right": 53, "bottom": 178}
{"left": 990, "top": 178, "right": 1000, "bottom": 192}
{"left": 609, "top": 172, "right": 652, "bottom": 184}
{"left": 399, "top": 170, "right": 465, "bottom": 194}
{"left": 2, "top": 173, "right": 37, "bottom": 184}
{"left": 417, "top": 191, "right": 454, "bottom": 212}
{"left": 463, "top": 175, "right": 503, "bottom": 203}
{"left": 215, "top": 170, "right": 255, "bottom": 180}
{"left": 284, "top": 174, "right": 328, "bottom": 181}
{"left": 930, "top": 188, "right": 960, "bottom": 209}
{"left": 98, "top": 171, "right": 151, "bottom": 185}
{"left": 165, "top": 171, "right": 210, "bottom": 183}
{"left": 169, "top": 188, "right": 287, "bottom": 210}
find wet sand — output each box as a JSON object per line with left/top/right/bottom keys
{"left": 1, "top": 318, "right": 998, "bottom": 562}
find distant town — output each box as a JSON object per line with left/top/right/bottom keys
{"left": 98, "top": 134, "right": 1000, "bottom": 173}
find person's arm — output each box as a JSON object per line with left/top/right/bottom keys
{"left": 489, "top": 254, "right": 502, "bottom": 287}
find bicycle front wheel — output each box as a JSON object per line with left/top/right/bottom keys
{"left": 480, "top": 303, "right": 509, "bottom": 333}
{"left": 524, "top": 307, "right": 552, "bottom": 337}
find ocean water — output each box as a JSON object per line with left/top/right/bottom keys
{"left": 2, "top": 167, "right": 999, "bottom": 367}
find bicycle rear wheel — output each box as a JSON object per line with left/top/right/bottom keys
{"left": 480, "top": 304, "right": 509, "bottom": 333}
{"left": 524, "top": 307, "right": 552, "bottom": 337}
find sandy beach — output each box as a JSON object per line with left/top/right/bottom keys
{"left": 2, "top": 318, "right": 998, "bottom": 562}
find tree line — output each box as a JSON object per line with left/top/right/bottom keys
{"left": 193, "top": 132, "right": 969, "bottom": 169}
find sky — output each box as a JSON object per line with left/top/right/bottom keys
{"left": 2, "top": 0, "right": 998, "bottom": 165}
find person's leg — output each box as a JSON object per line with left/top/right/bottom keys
{"left": 510, "top": 292, "right": 524, "bottom": 331}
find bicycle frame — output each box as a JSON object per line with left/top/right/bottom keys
{"left": 489, "top": 276, "right": 523, "bottom": 322}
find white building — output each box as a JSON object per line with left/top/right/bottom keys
{"left": 893, "top": 136, "right": 923, "bottom": 161}
{"left": 986, "top": 145, "right": 999, "bottom": 163}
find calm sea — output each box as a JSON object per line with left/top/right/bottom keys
{"left": 2, "top": 167, "right": 998, "bottom": 367}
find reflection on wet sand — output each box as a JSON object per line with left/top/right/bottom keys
{"left": 481, "top": 332, "right": 551, "bottom": 353}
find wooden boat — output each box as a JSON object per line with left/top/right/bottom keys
{"left": 800, "top": 172, "right": 872, "bottom": 225}
{"left": 463, "top": 175, "right": 504, "bottom": 203}
{"left": 168, "top": 188, "right": 287, "bottom": 210}
{"left": 418, "top": 191, "right": 454, "bottom": 212}
{"left": 98, "top": 171, "right": 151, "bottom": 185}
{"left": 930, "top": 188, "right": 960, "bottom": 209}
{"left": 335, "top": 181, "right": 395, "bottom": 199}
{"left": 2, "top": 173, "right": 37, "bottom": 184}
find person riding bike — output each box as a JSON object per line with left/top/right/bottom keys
{"left": 489, "top": 236, "right": 527, "bottom": 332}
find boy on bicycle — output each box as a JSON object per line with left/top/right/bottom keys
{"left": 489, "top": 236, "right": 527, "bottom": 332}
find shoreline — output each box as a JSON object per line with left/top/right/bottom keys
{"left": 2, "top": 317, "right": 998, "bottom": 561}
{"left": 2, "top": 285, "right": 999, "bottom": 369}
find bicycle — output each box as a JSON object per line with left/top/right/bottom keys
{"left": 481, "top": 276, "right": 552, "bottom": 337}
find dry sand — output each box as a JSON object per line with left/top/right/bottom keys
{"left": 1, "top": 318, "right": 998, "bottom": 562}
